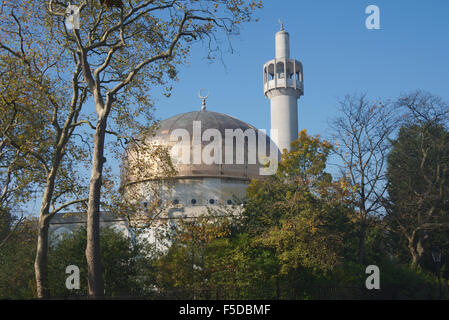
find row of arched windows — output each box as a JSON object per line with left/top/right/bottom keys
{"left": 263, "top": 60, "right": 303, "bottom": 84}
{"left": 143, "top": 198, "right": 235, "bottom": 208}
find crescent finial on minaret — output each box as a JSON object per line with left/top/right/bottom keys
{"left": 278, "top": 19, "right": 284, "bottom": 31}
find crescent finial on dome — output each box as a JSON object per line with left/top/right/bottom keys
{"left": 198, "top": 89, "right": 209, "bottom": 111}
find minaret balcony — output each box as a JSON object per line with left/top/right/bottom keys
{"left": 263, "top": 58, "right": 304, "bottom": 98}
{"left": 264, "top": 78, "right": 304, "bottom": 94}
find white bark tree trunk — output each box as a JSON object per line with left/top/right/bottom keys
{"left": 85, "top": 116, "right": 107, "bottom": 298}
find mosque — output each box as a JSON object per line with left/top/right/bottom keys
{"left": 49, "top": 26, "right": 304, "bottom": 241}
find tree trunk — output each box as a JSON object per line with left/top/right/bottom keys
{"left": 34, "top": 172, "right": 59, "bottom": 299}
{"left": 34, "top": 222, "right": 50, "bottom": 298}
{"left": 409, "top": 236, "right": 425, "bottom": 267}
{"left": 86, "top": 116, "right": 107, "bottom": 298}
{"left": 409, "top": 244, "right": 419, "bottom": 266}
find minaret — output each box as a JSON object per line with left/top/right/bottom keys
{"left": 263, "top": 23, "right": 304, "bottom": 154}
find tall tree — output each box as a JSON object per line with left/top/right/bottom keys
{"left": 330, "top": 94, "right": 397, "bottom": 264}
{"left": 0, "top": 2, "right": 91, "bottom": 298}
{"left": 244, "top": 130, "right": 354, "bottom": 291}
{"left": 385, "top": 91, "right": 449, "bottom": 266}
{"left": 2, "top": 0, "right": 260, "bottom": 298}
{"left": 43, "top": 0, "right": 262, "bottom": 298}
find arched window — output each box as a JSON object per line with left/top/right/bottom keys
{"left": 268, "top": 63, "right": 275, "bottom": 80}
{"left": 276, "top": 61, "right": 285, "bottom": 79}
{"left": 287, "top": 61, "right": 294, "bottom": 79}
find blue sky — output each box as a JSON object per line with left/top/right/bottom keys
{"left": 151, "top": 0, "right": 449, "bottom": 139}
{"left": 25, "top": 0, "right": 449, "bottom": 216}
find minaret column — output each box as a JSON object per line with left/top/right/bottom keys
{"left": 263, "top": 25, "right": 304, "bottom": 154}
